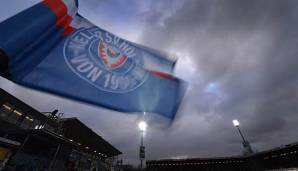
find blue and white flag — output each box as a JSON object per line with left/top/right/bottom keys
{"left": 0, "top": 0, "right": 186, "bottom": 119}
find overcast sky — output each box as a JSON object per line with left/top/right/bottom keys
{"left": 1, "top": 0, "right": 298, "bottom": 165}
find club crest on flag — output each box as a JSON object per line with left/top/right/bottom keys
{"left": 99, "top": 42, "right": 128, "bottom": 69}
{"left": 64, "top": 27, "right": 148, "bottom": 93}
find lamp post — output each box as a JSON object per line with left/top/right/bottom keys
{"left": 138, "top": 121, "right": 147, "bottom": 170}
{"left": 232, "top": 120, "right": 254, "bottom": 155}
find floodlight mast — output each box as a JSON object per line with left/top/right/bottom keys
{"left": 232, "top": 120, "right": 254, "bottom": 155}
{"left": 138, "top": 120, "right": 147, "bottom": 170}
{"left": 233, "top": 120, "right": 246, "bottom": 143}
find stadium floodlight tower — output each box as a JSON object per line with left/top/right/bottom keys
{"left": 232, "top": 119, "right": 254, "bottom": 155}
{"left": 138, "top": 120, "right": 147, "bottom": 170}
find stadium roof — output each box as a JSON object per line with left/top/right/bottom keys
{"left": 61, "top": 117, "right": 122, "bottom": 157}
{"left": 0, "top": 88, "right": 57, "bottom": 128}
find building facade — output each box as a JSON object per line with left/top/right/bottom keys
{"left": 0, "top": 88, "right": 121, "bottom": 171}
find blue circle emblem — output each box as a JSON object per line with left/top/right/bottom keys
{"left": 64, "top": 27, "right": 148, "bottom": 93}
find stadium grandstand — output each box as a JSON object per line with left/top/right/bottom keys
{"left": 147, "top": 142, "right": 298, "bottom": 171}
{"left": 0, "top": 88, "right": 121, "bottom": 170}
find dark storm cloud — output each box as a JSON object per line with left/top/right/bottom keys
{"left": 137, "top": 0, "right": 298, "bottom": 159}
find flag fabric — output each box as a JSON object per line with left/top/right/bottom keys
{"left": 0, "top": 0, "right": 186, "bottom": 119}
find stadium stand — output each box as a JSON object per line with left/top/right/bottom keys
{"left": 147, "top": 142, "right": 298, "bottom": 171}
{"left": 0, "top": 88, "right": 121, "bottom": 170}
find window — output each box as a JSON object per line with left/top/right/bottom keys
{"left": 0, "top": 103, "right": 24, "bottom": 124}
{"left": 0, "top": 103, "right": 14, "bottom": 120}
{"left": 20, "top": 114, "right": 34, "bottom": 129}
{"left": 0, "top": 103, "right": 34, "bottom": 129}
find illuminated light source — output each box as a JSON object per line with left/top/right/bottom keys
{"left": 85, "top": 146, "right": 89, "bottom": 149}
{"left": 35, "top": 125, "right": 44, "bottom": 129}
{"left": 25, "top": 116, "right": 30, "bottom": 120}
{"left": 3, "top": 104, "right": 12, "bottom": 111}
{"left": 14, "top": 110, "right": 23, "bottom": 116}
{"left": 138, "top": 121, "right": 147, "bottom": 132}
{"left": 233, "top": 120, "right": 240, "bottom": 127}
